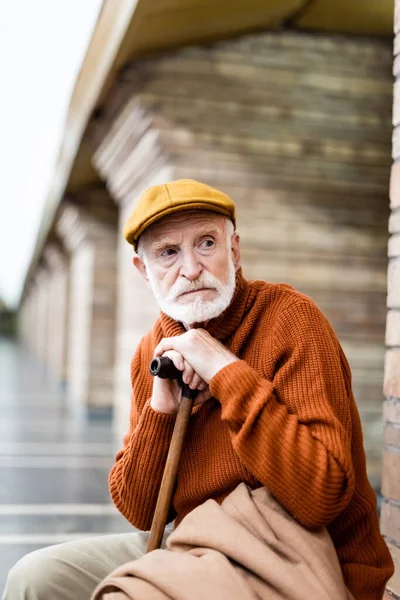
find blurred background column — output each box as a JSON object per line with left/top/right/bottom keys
{"left": 42, "top": 243, "right": 70, "bottom": 383}
{"left": 34, "top": 264, "right": 51, "bottom": 366}
{"left": 18, "top": 292, "right": 30, "bottom": 346}
{"left": 26, "top": 278, "right": 40, "bottom": 356}
{"left": 26, "top": 286, "right": 39, "bottom": 354}
{"left": 56, "top": 189, "right": 118, "bottom": 416}
{"left": 380, "top": 2, "right": 400, "bottom": 593}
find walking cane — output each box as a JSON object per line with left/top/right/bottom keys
{"left": 146, "top": 356, "right": 198, "bottom": 552}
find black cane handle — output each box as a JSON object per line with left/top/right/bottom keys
{"left": 150, "top": 356, "right": 181, "bottom": 380}
{"left": 149, "top": 356, "right": 198, "bottom": 401}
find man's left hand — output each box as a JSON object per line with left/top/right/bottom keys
{"left": 154, "top": 329, "right": 238, "bottom": 384}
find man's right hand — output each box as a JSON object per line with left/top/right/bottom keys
{"left": 150, "top": 350, "right": 210, "bottom": 415}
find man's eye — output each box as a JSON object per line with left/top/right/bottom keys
{"left": 160, "top": 248, "right": 176, "bottom": 257}
{"left": 200, "top": 239, "right": 214, "bottom": 249}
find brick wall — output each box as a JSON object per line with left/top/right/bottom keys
{"left": 381, "top": 3, "right": 400, "bottom": 595}
{"left": 93, "top": 31, "right": 393, "bottom": 486}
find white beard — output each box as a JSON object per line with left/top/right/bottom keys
{"left": 146, "top": 259, "right": 236, "bottom": 325}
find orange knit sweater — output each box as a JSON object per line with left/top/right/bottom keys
{"left": 109, "top": 272, "right": 394, "bottom": 600}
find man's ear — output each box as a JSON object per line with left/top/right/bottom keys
{"left": 231, "top": 233, "right": 241, "bottom": 270}
{"left": 133, "top": 255, "right": 149, "bottom": 283}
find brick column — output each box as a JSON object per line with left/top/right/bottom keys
{"left": 380, "top": 5, "right": 400, "bottom": 594}
{"left": 56, "top": 193, "right": 117, "bottom": 414}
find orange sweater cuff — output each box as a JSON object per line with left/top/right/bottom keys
{"left": 108, "top": 400, "right": 177, "bottom": 530}
{"left": 140, "top": 399, "right": 177, "bottom": 430}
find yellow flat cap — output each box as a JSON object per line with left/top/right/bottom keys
{"left": 123, "top": 179, "right": 236, "bottom": 250}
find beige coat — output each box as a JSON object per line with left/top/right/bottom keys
{"left": 92, "top": 483, "right": 355, "bottom": 600}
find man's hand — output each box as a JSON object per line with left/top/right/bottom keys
{"left": 150, "top": 350, "right": 210, "bottom": 415}
{"left": 154, "top": 329, "right": 238, "bottom": 385}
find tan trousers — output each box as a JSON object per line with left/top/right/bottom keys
{"left": 2, "top": 526, "right": 172, "bottom": 600}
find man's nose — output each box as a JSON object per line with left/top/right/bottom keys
{"left": 180, "top": 248, "right": 202, "bottom": 280}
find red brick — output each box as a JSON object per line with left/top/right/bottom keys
{"left": 390, "top": 163, "right": 400, "bottom": 209}
{"left": 382, "top": 448, "right": 400, "bottom": 501}
{"left": 381, "top": 500, "right": 400, "bottom": 543}
{"left": 388, "top": 260, "right": 400, "bottom": 309}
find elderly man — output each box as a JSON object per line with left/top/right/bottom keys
{"left": 4, "top": 179, "right": 393, "bottom": 600}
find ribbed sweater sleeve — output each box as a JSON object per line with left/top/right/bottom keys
{"left": 109, "top": 341, "right": 176, "bottom": 530}
{"left": 210, "top": 298, "right": 355, "bottom": 530}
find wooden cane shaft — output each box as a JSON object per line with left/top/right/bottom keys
{"left": 146, "top": 394, "right": 194, "bottom": 553}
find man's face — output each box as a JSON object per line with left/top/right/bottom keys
{"left": 133, "top": 211, "right": 241, "bottom": 325}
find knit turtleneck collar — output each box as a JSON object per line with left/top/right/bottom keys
{"left": 159, "top": 268, "right": 252, "bottom": 343}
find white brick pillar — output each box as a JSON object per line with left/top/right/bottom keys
{"left": 56, "top": 197, "right": 117, "bottom": 414}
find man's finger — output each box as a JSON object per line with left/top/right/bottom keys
{"left": 189, "top": 372, "right": 203, "bottom": 391}
{"left": 162, "top": 350, "right": 184, "bottom": 372}
{"left": 194, "top": 388, "right": 211, "bottom": 406}
{"left": 154, "top": 337, "right": 181, "bottom": 358}
{"left": 181, "top": 360, "right": 195, "bottom": 386}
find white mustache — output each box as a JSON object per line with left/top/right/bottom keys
{"left": 166, "top": 272, "right": 222, "bottom": 302}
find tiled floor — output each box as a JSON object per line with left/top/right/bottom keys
{"left": 0, "top": 337, "right": 132, "bottom": 593}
